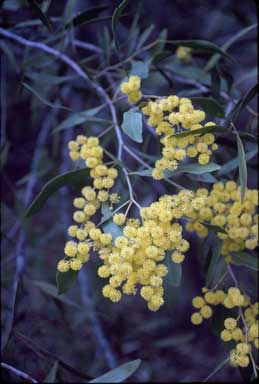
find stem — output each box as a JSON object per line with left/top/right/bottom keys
{"left": 1, "top": 362, "right": 38, "bottom": 383}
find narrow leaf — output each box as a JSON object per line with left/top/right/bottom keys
{"left": 200, "top": 222, "right": 227, "bottom": 234}
{"left": 27, "top": 0, "right": 53, "bottom": 31}
{"left": 235, "top": 132, "right": 247, "bottom": 201}
{"left": 231, "top": 252, "right": 258, "bottom": 271}
{"left": 64, "top": 5, "right": 108, "bottom": 29}
{"left": 205, "top": 23, "right": 257, "bottom": 71}
{"left": 206, "top": 240, "right": 223, "bottom": 286}
{"left": 89, "top": 359, "right": 141, "bottom": 383}
{"left": 167, "top": 39, "right": 235, "bottom": 62}
{"left": 121, "top": 110, "right": 143, "bottom": 143}
{"left": 173, "top": 125, "right": 227, "bottom": 138}
{"left": 25, "top": 168, "right": 90, "bottom": 217}
{"left": 170, "top": 262, "right": 182, "bottom": 287}
{"left": 32, "top": 280, "right": 79, "bottom": 307}
{"left": 227, "top": 84, "right": 258, "bottom": 125}
{"left": 56, "top": 269, "right": 78, "bottom": 295}
{"left": 112, "top": 0, "right": 130, "bottom": 52}
{"left": 131, "top": 163, "right": 221, "bottom": 177}
{"left": 43, "top": 361, "right": 58, "bottom": 383}
{"left": 190, "top": 97, "right": 225, "bottom": 117}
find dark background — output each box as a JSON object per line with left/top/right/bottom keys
{"left": 1, "top": 0, "right": 258, "bottom": 382}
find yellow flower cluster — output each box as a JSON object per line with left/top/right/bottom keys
{"left": 57, "top": 135, "right": 120, "bottom": 273}
{"left": 176, "top": 46, "right": 192, "bottom": 62}
{"left": 185, "top": 182, "right": 258, "bottom": 262}
{"left": 140, "top": 97, "right": 218, "bottom": 179}
{"left": 97, "top": 190, "right": 204, "bottom": 311}
{"left": 120, "top": 75, "right": 142, "bottom": 103}
{"left": 191, "top": 287, "right": 258, "bottom": 368}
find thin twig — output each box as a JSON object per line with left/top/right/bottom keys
{"left": 1, "top": 362, "right": 38, "bottom": 383}
{"left": 2, "top": 113, "right": 53, "bottom": 351}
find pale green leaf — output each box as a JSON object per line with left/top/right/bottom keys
{"left": 43, "top": 361, "right": 59, "bottom": 383}
{"left": 231, "top": 252, "right": 258, "bottom": 271}
{"left": 89, "top": 359, "right": 141, "bottom": 383}
{"left": 121, "top": 110, "right": 143, "bottom": 143}
{"left": 235, "top": 132, "right": 247, "bottom": 201}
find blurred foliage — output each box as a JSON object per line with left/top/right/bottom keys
{"left": 0, "top": 0, "right": 258, "bottom": 382}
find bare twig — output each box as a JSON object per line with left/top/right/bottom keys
{"left": 1, "top": 112, "right": 53, "bottom": 351}
{"left": 1, "top": 362, "right": 38, "bottom": 383}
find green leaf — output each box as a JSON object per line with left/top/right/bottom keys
{"left": 199, "top": 222, "right": 227, "bottom": 234}
{"left": 89, "top": 359, "right": 141, "bottom": 383}
{"left": 173, "top": 125, "right": 227, "bottom": 138}
{"left": 32, "top": 280, "right": 79, "bottom": 307}
{"left": 227, "top": 84, "right": 258, "bottom": 125}
{"left": 64, "top": 5, "right": 108, "bottom": 29}
{"left": 112, "top": 0, "right": 130, "bottom": 52}
{"left": 206, "top": 240, "right": 223, "bottom": 286}
{"left": 187, "top": 173, "right": 218, "bottom": 184}
{"left": 53, "top": 106, "right": 103, "bottom": 133}
{"left": 153, "top": 333, "right": 194, "bottom": 348}
{"left": 136, "top": 24, "right": 154, "bottom": 50}
{"left": 131, "top": 162, "right": 221, "bottom": 177}
{"left": 43, "top": 361, "right": 58, "bottom": 383}
{"left": 22, "top": 82, "right": 71, "bottom": 111}
{"left": 235, "top": 132, "right": 247, "bottom": 201}
{"left": 121, "top": 110, "right": 143, "bottom": 143}
{"left": 152, "top": 50, "right": 172, "bottom": 64}
{"left": 130, "top": 60, "right": 150, "bottom": 79}
{"left": 56, "top": 269, "right": 78, "bottom": 295}
{"left": 189, "top": 97, "right": 225, "bottom": 117}
{"left": 170, "top": 261, "right": 182, "bottom": 287}
{"left": 205, "top": 23, "right": 257, "bottom": 71}
{"left": 101, "top": 203, "right": 113, "bottom": 222}
{"left": 25, "top": 168, "right": 90, "bottom": 217}
{"left": 102, "top": 220, "right": 123, "bottom": 243}
{"left": 27, "top": 0, "right": 53, "bottom": 31}
{"left": 0, "top": 142, "right": 10, "bottom": 169}
{"left": 231, "top": 252, "right": 258, "bottom": 271}
{"left": 0, "top": 40, "right": 18, "bottom": 71}
{"left": 238, "top": 131, "right": 258, "bottom": 143}
{"left": 167, "top": 39, "right": 235, "bottom": 62}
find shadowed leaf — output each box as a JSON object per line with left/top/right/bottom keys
{"left": 27, "top": 0, "right": 53, "bottom": 31}
{"left": 64, "top": 5, "right": 108, "bottom": 29}
{"left": 56, "top": 270, "right": 78, "bottom": 295}
{"left": 25, "top": 168, "right": 90, "bottom": 217}
{"left": 112, "top": 0, "right": 130, "bottom": 51}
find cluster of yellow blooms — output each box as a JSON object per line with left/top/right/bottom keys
{"left": 120, "top": 75, "right": 219, "bottom": 180}
{"left": 57, "top": 135, "right": 120, "bottom": 273}
{"left": 142, "top": 98, "right": 218, "bottom": 179}
{"left": 191, "top": 287, "right": 258, "bottom": 368}
{"left": 176, "top": 46, "right": 192, "bottom": 62}
{"left": 185, "top": 181, "right": 258, "bottom": 262}
{"left": 58, "top": 136, "right": 208, "bottom": 311}
{"left": 97, "top": 190, "right": 206, "bottom": 311}
{"left": 120, "top": 75, "right": 142, "bottom": 104}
